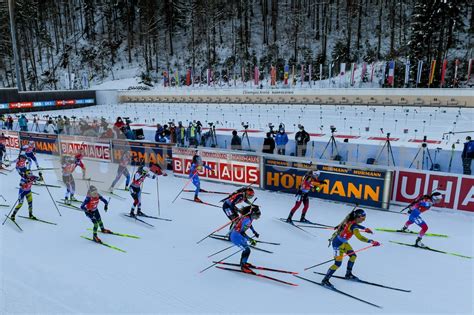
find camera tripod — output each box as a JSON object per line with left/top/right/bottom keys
{"left": 320, "top": 130, "right": 340, "bottom": 160}
{"left": 375, "top": 134, "right": 396, "bottom": 166}
{"left": 409, "top": 141, "right": 434, "bottom": 170}
{"left": 242, "top": 127, "right": 251, "bottom": 150}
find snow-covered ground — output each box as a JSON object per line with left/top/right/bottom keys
{"left": 1, "top": 155, "right": 473, "bottom": 314}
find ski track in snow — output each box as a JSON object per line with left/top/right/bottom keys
{"left": 1, "top": 155, "right": 473, "bottom": 314}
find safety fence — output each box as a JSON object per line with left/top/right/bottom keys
{"left": 2, "top": 131, "right": 473, "bottom": 212}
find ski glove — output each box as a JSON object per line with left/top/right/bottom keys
{"left": 253, "top": 232, "right": 260, "bottom": 238}
{"left": 370, "top": 240, "right": 380, "bottom": 246}
{"left": 364, "top": 228, "right": 373, "bottom": 234}
{"left": 104, "top": 204, "right": 108, "bottom": 212}
{"left": 249, "top": 238, "right": 257, "bottom": 246}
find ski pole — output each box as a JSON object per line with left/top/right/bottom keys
{"left": 0, "top": 194, "right": 6, "bottom": 202}
{"left": 399, "top": 188, "right": 439, "bottom": 213}
{"left": 156, "top": 178, "right": 160, "bottom": 217}
{"left": 196, "top": 216, "right": 239, "bottom": 244}
{"left": 207, "top": 244, "right": 234, "bottom": 258}
{"left": 304, "top": 244, "right": 378, "bottom": 271}
{"left": 2, "top": 199, "right": 19, "bottom": 225}
{"left": 199, "top": 248, "right": 243, "bottom": 274}
{"left": 172, "top": 171, "right": 198, "bottom": 203}
{"left": 41, "top": 176, "right": 62, "bottom": 217}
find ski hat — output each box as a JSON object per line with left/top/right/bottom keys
{"left": 19, "top": 153, "right": 27, "bottom": 159}
{"left": 353, "top": 209, "right": 366, "bottom": 218}
{"left": 246, "top": 187, "right": 255, "bottom": 198}
{"left": 430, "top": 192, "right": 442, "bottom": 203}
{"left": 250, "top": 205, "right": 261, "bottom": 219}
{"left": 312, "top": 170, "right": 321, "bottom": 177}
{"left": 88, "top": 185, "right": 98, "bottom": 196}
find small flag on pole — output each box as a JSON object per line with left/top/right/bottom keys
{"left": 404, "top": 59, "right": 410, "bottom": 86}
{"left": 284, "top": 64, "right": 289, "bottom": 85}
{"left": 387, "top": 60, "right": 395, "bottom": 87}
{"left": 300, "top": 64, "right": 304, "bottom": 86}
{"left": 468, "top": 59, "right": 473, "bottom": 81}
{"left": 440, "top": 59, "right": 448, "bottom": 87}
{"left": 370, "top": 62, "right": 375, "bottom": 82}
{"left": 254, "top": 66, "right": 259, "bottom": 86}
{"left": 416, "top": 60, "right": 423, "bottom": 85}
{"left": 428, "top": 60, "right": 436, "bottom": 86}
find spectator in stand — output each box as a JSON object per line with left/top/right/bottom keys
{"left": 45, "top": 120, "right": 57, "bottom": 134}
{"left": 0, "top": 114, "right": 5, "bottom": 129}
{"left": 231, "top": 130, "right": 242, "bottom": 150}
{"left": 295, "top": 125, "right": 310, "bottom": 157}
{"left": 262, "top": 132, "right": 275, "bottom": 154}
{"left": 100, "top": 127, "right": 115, "bottom": 139}
{"left": 122, "top": 123, "right": 135, "bottom": 140}
{"left": 176, "top": 121, "right": 186, "bottom": 146}
{"left": 56, "top": 116, "right": 64, "bottom": 134}
{"left": 196, "top": 121, "right": 202, "bottom": 145}
{"left": 462, "top": 136, "right": 474, "bottom": 175}
{"left": 275, "top": 126, "right": 289, "bottom": 155}
{"left": 187, "top": 122, "right": 197, "bottom": 147}
{"left": 18, "top": 114, "right": 28, "bottom": 131}
{"left": 169, "top": 122, "right": 176, "bottom": 143}
{"left": 155, "top": 124, "right": 164, "bottom": 142}
{"left": 64, "top": 116, "right": 71, "bottom": 134}
{"left": 114, "top": 117, "right": 125, "bottom": 130}
{"left": 7, "top": 115, "right": 14, "bottom": 130}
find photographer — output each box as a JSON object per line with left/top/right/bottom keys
{"left": 462, "top": 136, "right": 474, "bottom": 175}
{"left": 295, "top": 125, "right": 310, "bottom": 157}
{"left": 262, "top": 132, "right": 275, "bottom": 154}
{"left": 187, "top": 122, "right": 198, "bottom": 147}
{"left": 275, "top": 126, "right": 289, "bottom": 155}
{"left": 176, "top": 121, "right": 186, "bottom": 147}
{"left": 18, "top": 114, "right": 28, "bottom": 132}
{"left": 64, "top": 116, "right": 71, "bottom": 135}
{"left": 231, "top": 130, "right": 242, "bottom": 150}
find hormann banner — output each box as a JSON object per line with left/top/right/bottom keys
{"left": 172, "top": 147, "right": 260, "bottom": 185}
{"left": 391, "top": 169, "right": 474, "bottom": 212}
{"left": 263, "top": 158, "right": 391, "bottom": 209}
{"left": 112, "top": 139, "right": 173, "bottom": 169}
{"left": 59, "top": 135, "right": 111, "bottom": 161}
{"left": 19, "top": 131, "right": 59, "bottom": 155}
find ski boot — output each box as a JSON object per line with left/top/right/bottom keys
{"left": 124, "top": 186, "right": 129, "bottom": 191}
{"left": 64, "top": 196, "right": 70, "bottom": 205}
{"left": 70, "top": 195, "right": 78, "bottom": 202}
{"left": 397, "top": 226, "right": 409, "bottom": 233}
{"left": 93, "top": 235, "right": 102, "bottom": 243}
{"left": 286, "top": 215, "right": 293, "bottom": 224}
{"left": 29, "top": 213, "right": 37, "bottom": 220}
{"left": 136, "top": 209, "right": 146, "bottom": 216}
{"left": 194, "top": 196, "right": 202, "bottom": 203}
{"left": 321, "top": 277, "right": 334, "bottom": 288}
{"left": 415, "top": 237, "right": 426, "bottom": 248}
{"left": 108, "top": 186, "right": 114, "bottom": 193}
{"left": 129, "top": 210, "right": 136, "bottom": 217}
{"left": 10, "top": 214, "right": 16, "bottom": 222}
{"left": 101, "top": 228, "right": 112, "bottom": 234}
{"left": 240, "top": 263, "right": 254, "bottom": 273}
{"left": 299, "top": 217, "right": 311, "bottom": 224}
{"left": 344, "top": 271, "right": 359, "bottom": 281}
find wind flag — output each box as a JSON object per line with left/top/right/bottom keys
{"left": 284, "top": 64, "right": 289, "bottom": 85}
{"left": 300, "top": 64, "right": 304, "bottom": 86}
{"left": 370, "top": 62, "right": 375, "bottom": 82}
{"left": 351, "top": 63, "right": 357, "bottom": 86}
{"left": 404, "top": 60, "right": 410, "bottom": 86}
{"left": 174, "top": 70, "right": 179, "bottom": 87}
{"left": 186, "top": 68, "right": 191, "bottom": 86}
{"left": 361, "top": 62, "right": 367, "bottom": 81}
{"left": 270, "top": 66, "right": 276, "bottom": 86}
{"left": 387, "top": 60, "right": 395, "bottom": 87}
{"left": 308, "top": 64, "right": 312, "bottom": 87}
{"left": 206, "top": 68, "right": 211, "bottom": 86}
{"left": 319, "top": 63, "right": 322, "bottom": 86}
{"left": 254, "top": 66, "right": 259, "bottom": 86}
{"left": 454, "top": 59, "right": 460, "bottom": 81}
{"left": 340, "top": 63, "right": 346, "bottom": 76}
{"left": 416, "top": 60, "right": 423, "bottom": 85}
{"left": 163, "top": 71, "right": 169, "bottom": 87}
{"left": 292, "top": 65, "right": 295, "bottom": 86}
{"left": 241, "top": 67, "right": 245, "bottom": 85}
{"left": 428, "top": 60, "right": 436, "bottom": 86}
{"left": 468, "top": 59, "right": 473, "bottom": 81}
{"left": 440, "top": 59, "right": 448, "bottom": 87}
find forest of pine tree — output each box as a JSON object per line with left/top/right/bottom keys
{"left": 0, "top": 0, "right": 472, "bottom": 90}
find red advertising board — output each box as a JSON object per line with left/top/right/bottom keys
{"left": 1, "top": 131, "right": 20, "bottom": 149}
{"left": 56, "top": 100, "right": 76, "bottom": 106}
{"left": 392, "top": 169, "right": 474, "bottom": 212}
{"left": 9, "top": 102, "right": 33, "bottom": 109}
{"left": 172, "top": 147, "right": 260, "bottom": 185}
{"left": 59, "top": 136, "right": 111, "bottom": 161}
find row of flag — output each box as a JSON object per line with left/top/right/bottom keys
{"left": 162, "top": 59, "right": 473, "bottom": 87}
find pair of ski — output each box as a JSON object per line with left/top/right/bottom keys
{"left": 276, "top": 218, "right": 326, "bottom": 236}
{"left": 183, "top": 189, "right": 229, "bottom": 195}
{"left": 56, "top": 200, "right": 82, "bottom": 211}
{"left": 115, "top": 187, "right": 150, "bottom": 195}
{"left": 101, "top": 190, "right": 126, "bottom": 200}
{"left": 181, "top": 197, "right": 220, "bottom": 208}
{"left": 389, "top": 241, "right": 472, "bottom": 259}
{"left": 294, "top": 273, "right": 411, "bottom": 309}
{"left": 214, "top": 261, "right": 298, "bottom": 286}
{"left": 208, "top": 234, "right": 274, "bottom": 254}
{"left": 124, "top": 212, "right": 172, "bottom": 227}
{"left": 376, "top": 228, "right": 448, "bottom": 238}
{"left": 4, "top": 215, "right": 57, "bottom": 231}
{"left": 81, "top": 229, "right": 140, "bottom": 253}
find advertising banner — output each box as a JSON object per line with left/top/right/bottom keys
{"left": 1, "top": 131, "right": 20, "bottom": 149}
{"left": 172, "top": 147, "right": 260, "bottom": 185}
{"left": 19, "top": 132, "right": 58, "bottom": 155}
{"left": 59, "top": 135, "right": 111, "bottom": 161}
{"left": 263, "top": 158, "right": 390, "bottom": 209}
{"left": 112, "top": 139, "right": 173, "bottom": 169}
{"left": 391, "top": 169, "right": 474, "bottom": 212}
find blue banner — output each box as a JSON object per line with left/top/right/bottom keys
{"left": 111, "top": 139, "right": 173, "bottom": 170}
{"left": 263, "top": 158, "right": 389, "bottom": 209}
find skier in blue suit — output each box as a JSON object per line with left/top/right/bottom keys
{"left": 189, "top": 151, "right": 213, "bottom": 202}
